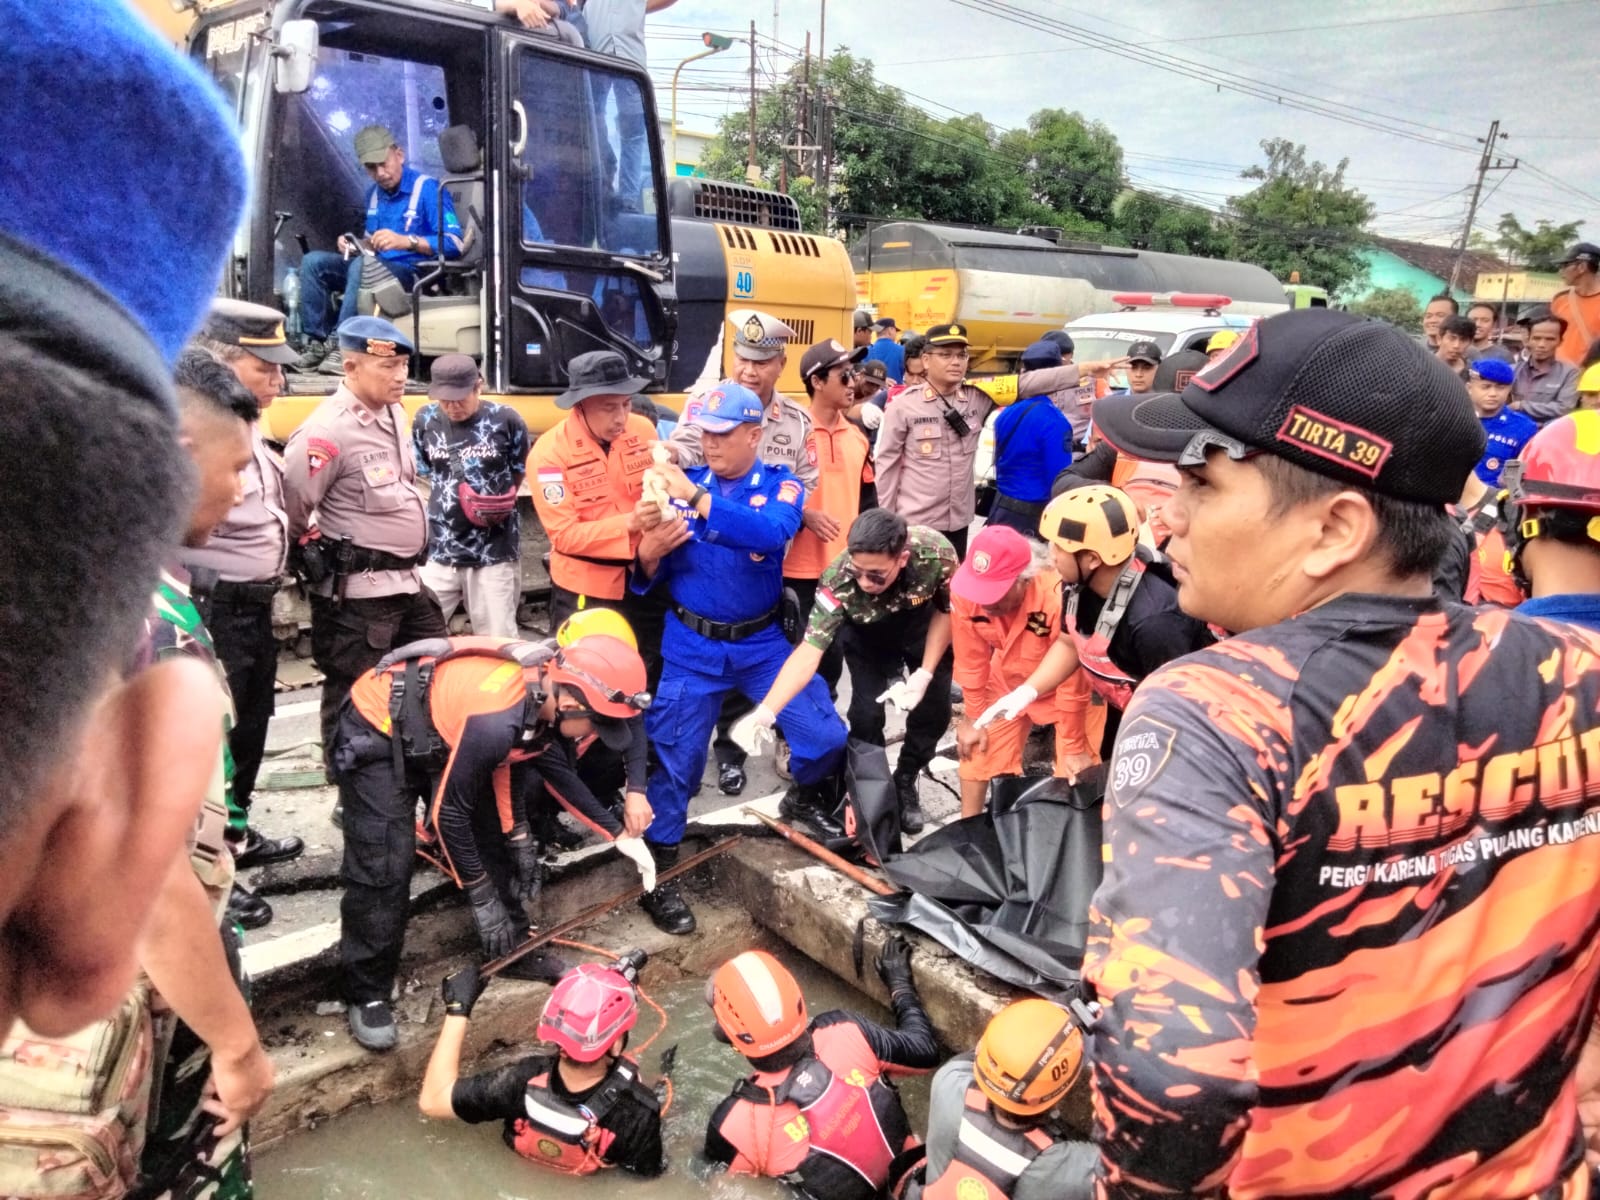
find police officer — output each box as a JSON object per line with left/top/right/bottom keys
{"left": 414, "top": 354, "right": 529, "bottom": 638}
{"left": 282, "top": 315, "right": 448, "bottom": 773}
{"left": 737, "top": 509, "right": 957, "bottom": 835}
{"left": 632, "top": 382, "right": 848, "bottom": 934}
{"left": 875, "top": 323, "right": 992, "bottom": 559}
{"left": 185, "top": 298, "right": 305, "bottom": 871}
{"left": 669, "top": 310, "right": 821, "bottom": 795}
{"left": 529, "top": 349, "right": 662, "bottom": 659}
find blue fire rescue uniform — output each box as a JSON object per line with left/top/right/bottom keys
{"left": 634, "top": 415, "right": 847, "bottom": 849}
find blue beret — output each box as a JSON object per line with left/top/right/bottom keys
{"left": 694, "top": 380, "right": 765, "bottom": 432}
{"left": 336, "top": 316, "right": 416, "bottom": 357}
{"left": 1020, "top": 339, "right": 1064, "bottom": 369}
{"left": 1469, "top": 358, "right": 1516, "bottom": 385}
{"left": 0, "top": 3, "right": 247, "bottom": 366}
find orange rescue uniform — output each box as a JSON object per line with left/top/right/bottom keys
{"left": 783, "top": 412, "right": 874, "bottom": 581}
{"left": 952, "top": 570, "right": 1093, "bottom": 782}
{"left": 1551, "top": 287, "right": 1600, "bottom": 366}
{"left": 529, "top": 411, "right": 658, "bottom": 600}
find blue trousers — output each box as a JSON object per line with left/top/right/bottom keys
{"left": 645, "top": 626, "right": 846, "bottom": 845}
{"left": 299, "top": 250, "right": 417, "bottom": 342}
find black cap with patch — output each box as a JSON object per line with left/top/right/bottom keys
{"left": 1126, "top": 340, "right": 1162, "bottom": 365}
{"left": 1559, "top": 242, "right": 1600, "bottom": 267}
{"left": 1091, "top": 309, "right": 1485, "bottom": 505}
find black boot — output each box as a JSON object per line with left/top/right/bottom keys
{"left": 779, "top": 782, "right": 845, "bottom": 839}
{"left": 638, "top": 842, "right": 696, "bottom": 935}
{"left": 894, "top": 772, "right": 926, "bottom": 835}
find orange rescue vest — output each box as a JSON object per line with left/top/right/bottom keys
{"left": 1110, "top": 454, "right": 1180, "bottom": 544}
{"left": 922, "top": 1086, "right": 1055, "bottom": 1200}
{"left": 507, "top": 1054, "right": 653, "bottom": 1175}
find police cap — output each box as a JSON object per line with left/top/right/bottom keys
{"left": 203, "top": 298, "right": 298, "bottom": 365}
{"left": 1469, "top": 357, "right": 1516, "bottom": 385}
{"left": 336, "top": 315, "right": 415, "bottom": 358}
{"left": 925, "top": 323, "right": 970, "bottom": 347}
{"left": 729, "top": 309, "right": 796, "bottom": 362}
{"left": 694, "top": 380, "right": 765, "bottom": 432}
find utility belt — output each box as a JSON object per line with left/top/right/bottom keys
{"left": 206, "top": 578, "right": 281, "bottom": 606}
{"left": 292, "top": 534, "right": 423, "bottom": 590}
{"left": 992, "top": 493, "right": 1046, "bottom": 521}
{"left": 673, "top": 602, "right": 779, "bottom": 642}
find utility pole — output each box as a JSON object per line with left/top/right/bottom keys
{"left": 747, "top": 19, "right": 760, "bottom": 185}
{"left": 1449, "top": 118, "right": 1517, "bottom": 292}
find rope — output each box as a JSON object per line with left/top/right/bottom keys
{"left": 549, "top": 937, "right": 671, "bottom": 1063}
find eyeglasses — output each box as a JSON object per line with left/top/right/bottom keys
{"left": 926, "top": 348, "right": 969, "bottom": 360}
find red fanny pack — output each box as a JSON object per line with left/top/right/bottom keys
{"left": 458, "top": 483, "right": 518, "bottom": 527}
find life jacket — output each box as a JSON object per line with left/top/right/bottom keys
{"left": 922, "top": 1086, "right": 1056, "bottom": 1200}
{"left": 375, "top": 636, "right": 557, "bottom": 776}
{"left": 506, "top": 1053, "right": 657, "bottom": 1175}
{"left": 1063, "top": 556, "right": 1146, "bottom": 711}
{"left": 718, "top": 1022, "right": 913, "bottom": 1200}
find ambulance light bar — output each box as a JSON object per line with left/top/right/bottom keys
{"left": 1112, "top": 292, "right": 1233, "bottom": 311}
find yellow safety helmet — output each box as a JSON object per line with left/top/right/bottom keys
{"left": 555, "top": 607, "right": 638, "bottom": 651}
{"left": 1578, "top": 362, "right": 1600, "bottom": 395}
{"left": 973, "top": 999, "right": 1084, "bottom": 1116}
{"left": 1038, "top": 485, "right": 1139, "bottom": 566}
{"left": 1206, "top": 329, "right": 1240, "bottom": 355}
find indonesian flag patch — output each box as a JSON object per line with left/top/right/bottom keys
{"left": 816, "top": 587, "right": 841, "bottom": 613}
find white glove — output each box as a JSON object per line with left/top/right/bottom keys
{"left": 859, "top": 402, "right": 884, "bottom": 430}
{"left": 975, "top": 684, "right": 1038, "bottom": 729}
{"left": 730, "top": 705, "right": 777, "bottom": 757}
{"left": 614, "top": 835, "right": 656, "bottom": 892}
{"left": 877, "top": 668, "right": 933, "bottom": 713}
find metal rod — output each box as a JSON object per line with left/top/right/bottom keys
{"left": 483, "top": 836, "right": 743, "bottom": 978}
{"left": 743, "top": 808, "right": 898, "bottom": 896}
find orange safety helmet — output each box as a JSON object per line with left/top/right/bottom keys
{"left": 973, "top": 999, "right": 1084, "bottom": 1117}
{"left": 545, "top": 634, "right": 650, "bottom": 719}
{"left": 706, "top": 950, "right": 808, "bottom": 1058}
{"left": 538, "top": 963, "right": 639, "bottom": 1063}
{"left": 1505, "top": 410, "right": 1600, "bottom": 514}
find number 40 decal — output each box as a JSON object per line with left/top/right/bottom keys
{"left": 734, "top": 269, "right": 755, "bottom": 298}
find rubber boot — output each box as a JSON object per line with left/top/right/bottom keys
{"left": 639, "top": 842, "right": 696, "bottom": 935}
{"left": 779, "top": 781, "right": 845, "bottom": 839}
{"left": 893, "top": 771, "right": 926, "bottom": 835}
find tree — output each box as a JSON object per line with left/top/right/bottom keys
{"left": 1225, "top": 139, "right": 1374, "bottom": 297}
{"left": 1113, "top": 190, "right": 1230, "bottom": 258}
{"left": 1492, "top": 213, "right": 1583, "bottom": 271}
{"left": 996, "top": 109, "right": 1124, "bottom": 228}
{"left": 1348, "top": 286, "right": 1423, "bottom": 332}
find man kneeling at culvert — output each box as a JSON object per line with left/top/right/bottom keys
{"left": 418, "top": 955, "right": 665, "bottom": 1176}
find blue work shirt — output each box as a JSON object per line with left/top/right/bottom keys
{"left": 865, "top": 337, "right": 905, "bottom": 384}
{"left": 632, "top": 461, "right": 806, "bottom": 672}
{"left": 1474, "top": 406, "right": 1537, "bottom": 486}
{"left": 1517, "top": 594, "right": 1600, "bottom": 634}
{"left": 365, "top": 164, "right": 464, "bottom": 274}
{"left": 995, "top": 394, "right": 1075, "bottom": 503}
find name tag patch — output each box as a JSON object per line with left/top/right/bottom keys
{"left": 1276, "top": 405, "right": 1392, "bottom": 479}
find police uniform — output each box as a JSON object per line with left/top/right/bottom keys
{"left": 636, "top": 385, "right": 847, "bottom": 900}
{"left": 529, "top": 350, "right": 663, "bottom": 658}
{"left": 804, "top": 526, "right": 958, "bottom": 791}
{"left": 182, "top": 299, "right": 298, "bottom": 852}
{"left": 281, "top": 316, "right": 447, "bottom": 764}
{"left": 876, "top": 324, "right": 994, "bottom": 559}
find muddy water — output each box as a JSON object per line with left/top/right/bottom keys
{"left": 257, "top": 953, "right": 932, "bottom": 1199}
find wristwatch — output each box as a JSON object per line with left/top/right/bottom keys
{"left": 689, "top": 485, "right": 709, "bottom": 509}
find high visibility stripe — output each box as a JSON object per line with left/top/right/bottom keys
{"left": 733, "top": 954, "right": 788, "bottom": 1024}
{"left": 956, "top": 1117, "right": 1035, "bottom": 1178}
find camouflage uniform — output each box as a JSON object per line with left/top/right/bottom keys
{"left": 804, "top": 527, "right": 958, "bottom": 783}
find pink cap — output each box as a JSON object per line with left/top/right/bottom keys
{"left": 952, "top": 525, "right": 1033, "bottom": 605}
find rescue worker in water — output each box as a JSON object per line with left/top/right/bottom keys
{"left": 704, "top": 941, "right": 940, "bottom": 1199}
{"left": 904, "top": 1000, "right": 1096, "bottom": 1200}
{"left": 418, "top": 955, "right": 665, "bottom": 1176}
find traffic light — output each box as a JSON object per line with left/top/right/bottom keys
{"left": 702, "top": 32, "right": 734, "bottom": 50}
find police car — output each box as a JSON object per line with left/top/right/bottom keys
{"left": 972, "top": 293, "right": 1272, "bottom": 491}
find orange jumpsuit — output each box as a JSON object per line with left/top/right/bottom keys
{"left": 783, "top": 412, "right": 874, "bottom": 582}
{"left": 951, "top": 570, "right": 1093, "bottom": 782}
{"left": 528, "top": 411, "right": 658, "bottom": 601}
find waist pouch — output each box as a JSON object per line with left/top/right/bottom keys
{"left": 458, "top": 483, "right": 518, "bottom": 528}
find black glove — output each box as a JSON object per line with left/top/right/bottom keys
{"left": 465, "top": 877, "right": 521, "bottom": 960}
{"left": 876, "top": 934, "right": 915, "bottom": 999}
{"left": 508, "top": 823, "right": 542, "bottom": 903}
{"left": 442, "top": 965, "right": 487, "bottom": 1018}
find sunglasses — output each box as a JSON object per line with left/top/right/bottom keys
{"left": 843, "top": 560, "right": 898, "bottom": 586}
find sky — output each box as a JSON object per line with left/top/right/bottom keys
{"left": 644, "top": 0, "right": 1600, "bottom": 249}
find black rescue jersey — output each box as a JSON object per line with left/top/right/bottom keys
{"left": 1085, "top": 594, "right": 1600, "bottom": 1200}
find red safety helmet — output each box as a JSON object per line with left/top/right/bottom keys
{"left": 545, "top": 634, "right": 650, "bottom": 719}
{"left": 537, "top": 963, "right": 639, "bottom": 1062}
{"left": 706, "top": 950, "right": 808, "bottom": 1058}
{"left": 1505, "top": 410, "right": 1600, "bottom": 514}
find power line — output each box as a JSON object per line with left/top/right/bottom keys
{"left": 1143, "top": 0, "right": 1587, "bottom": 46}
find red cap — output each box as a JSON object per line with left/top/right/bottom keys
{"left": 952, "top": 525, "right": 1033, "bottom": 605}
